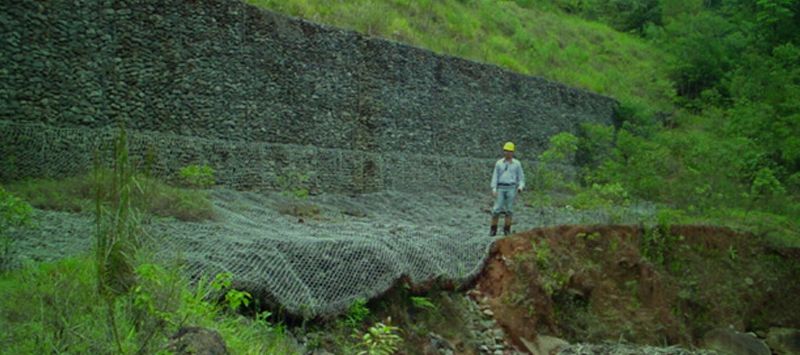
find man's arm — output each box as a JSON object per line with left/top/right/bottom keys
{"left": 491, "top": 161, "right": 499, "bottom": 193}
{"left": 517, "top": 161, "right": 525, "bottom": 192}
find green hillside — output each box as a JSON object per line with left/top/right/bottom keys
{"left": 248, "top": 0, "right": 675, "bottom": 118}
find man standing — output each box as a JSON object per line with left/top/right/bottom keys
{"left": 490, "top": 142, "right": 525, "bottom": 236}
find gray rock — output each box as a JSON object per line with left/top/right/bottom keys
{"left": 520, "top": 335, "right": 569, "bottom": 355}
{"left": 766, "top": 328, "right": 800, "bottom": 355}
{"left": 168, "top": 326, "right": 228, "bottom": 355}
{"left": 428, "top": 332, "right": 456, "bottom": 353}
{"left": 703, "top": 328, "right": 770, "bottom": 355}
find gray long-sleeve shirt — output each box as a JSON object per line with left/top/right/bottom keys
{"left": 491, "top": 158, "right": 525, "bottom": 192}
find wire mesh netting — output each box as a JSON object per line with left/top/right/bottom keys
{"left": 1, "top": 120, "right": 656, "bottom": 317}
{"left": 0, "top": 120, "right": 498, "bottom": 317}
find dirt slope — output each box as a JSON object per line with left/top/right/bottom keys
{"left": 473, "top": 225, "right": 800, "bottom": 350}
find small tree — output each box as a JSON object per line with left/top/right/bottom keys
{"left": 535, "top": 132, "right": 579, "bottom": 192}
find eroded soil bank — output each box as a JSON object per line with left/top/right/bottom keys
{"left": 474, "top": 225, "right": 800, "bottom": 350}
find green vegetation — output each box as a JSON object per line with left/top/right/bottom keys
{"left": 94, "top": 128, "right": 139, "bottom": 353}
{"left": 179, "top": 164, "right": 216, "bottom": 189}
{"left": 277, "top": 170, "right": 311, "bottom": 199}
{"left": 344, "top": 298, "right": 371, "bottom": 329}
{"left": 5, "top": 171, "right": 215, "bottom": 222}
{"left": 356, "top": 320, "right": 403, "bottom": 355}
{"left": 0, "top": 256, "right": 299, "bottom": 354}
{"left": 1, "top": 128, "right": 297, "bottom": 354}
{"left": 0, "top": 187, "right": 32, "bottom": 270}
{"left": 276, "top": 169, "right": 322, "bottom": 219}
{"left": 298, "top": 287, "right": 479, "bottom": 354}
{"left": 410, "top": 296, "right": 437, "bottom": 311}
{"left": 248, "top": 0, "right": 674, "bottom": 118}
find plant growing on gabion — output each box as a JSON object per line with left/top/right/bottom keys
{"left": 179, "top": 164, "right": 216, "bottom": 189}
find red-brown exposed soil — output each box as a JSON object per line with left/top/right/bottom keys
{"left": 473, "top": 224, "right": 800, "bottom": 351}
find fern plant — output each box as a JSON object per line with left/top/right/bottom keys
{"left": 344, "top": 298, "right": 370, "bottom": 329}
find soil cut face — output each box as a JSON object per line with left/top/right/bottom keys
{"left": 473, "top": 224, "right": 800, "bottom": 350}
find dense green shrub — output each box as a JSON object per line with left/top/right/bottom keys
{"left": 0, "top": 257, "right": 298, "bottom": 354}
{"left": 179, "top": 164, "right": 216, "bottom": 189}
{"left": 570, "top": 182, "right": 630, "bottom": 209}
{"left": 576, "top": 123, "right": 615, "bottom": 174}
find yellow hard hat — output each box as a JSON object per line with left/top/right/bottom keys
{"left": 503, "top": 142, "right": 515, "bottom": 152}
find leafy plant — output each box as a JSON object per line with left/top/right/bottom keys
{"left": 226, "top": 289, "right": 252, "bottom": 312}
{"left": 204, "top": 272, "right": 253, "bottom": 313}
{"left": 534, "top": 240, "right": 552, "bottom": 269}
{"left": 577, "top": 123, "right": 615, "bottom": 170}
{"left": 570, "top": 182, "right": 630, "bottom": 209}
{"left": 0, "top": 256, "right": 299, "bottom": 354}
{"left": 357, "top": 319, "right": 403, "bottom": 355}
{"left": 529, "top": 132, "right": 580, "bottom": 204}
{"left": 277, "top": 170, "right": 311, "bottom": 199}
{"left": 410, "top": 296, "right": 437, "bottom": 311}
{"left": 727, "top": 246, "right": 738, "bottom": 262}
{"left": 133, "top": 263, "right": 178, "bottom": 324}
{"left": 344, "top": 298, "right": 371, "bottom": 329}
{"left": 750, "top": 167, "right": 786, "bottom": 210}
{"left": 179, "top": 164, "right": 215, "bottom": 189}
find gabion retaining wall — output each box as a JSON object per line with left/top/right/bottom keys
{"left": 1, "top": 0, "right": 616, "bottom": 192}
{"left": 1, "top": 0, "right": 622, "bottom": 318}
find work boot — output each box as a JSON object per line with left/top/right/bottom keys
{"left": 490, "top": 216, "right": 499, "bottom": 236}
{"left": 503, "top": 225, "right": 511, "bottom": 236}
